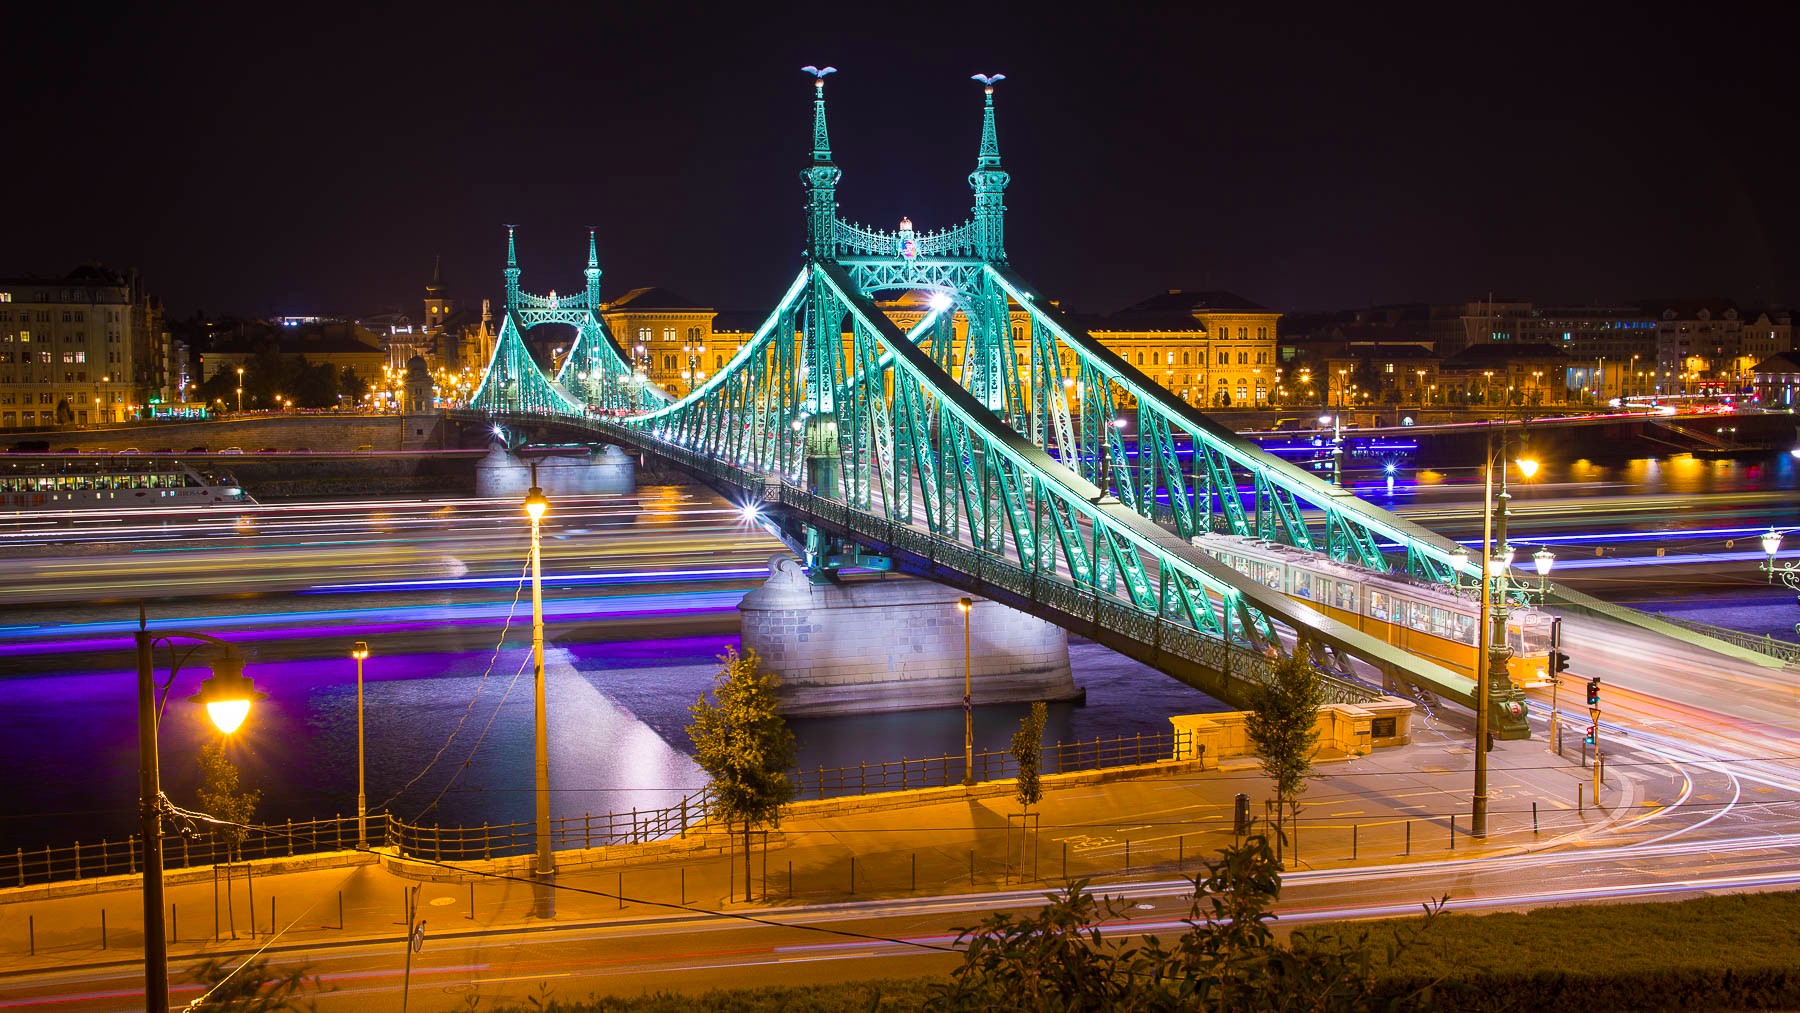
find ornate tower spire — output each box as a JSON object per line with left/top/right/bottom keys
{"left": 584, "top": 227, "right": 602, "bottom": 307}
{"left": 503, "top": 225, "right": 521, "bottom": 310}
{"left": 800, "top": 66, "right": 841, "bottom": 259}
{"left": 427, "top": 254, "right": 443, "bottom": 295}
{"left": 969, "top": 74, "right": 1011, "bottom": 263}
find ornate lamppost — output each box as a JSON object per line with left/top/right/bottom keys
{"left": 136, "top": 607, "right": 266, "bottom": 1011}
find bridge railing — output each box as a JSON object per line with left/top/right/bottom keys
{"left": 387, "top": 788, "right": 713, "bottom": 863}
{"left": 1650, "top": 612, "right": 1800, "bottom": 665}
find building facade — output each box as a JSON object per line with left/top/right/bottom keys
{"left": 0, "top": 266, "right": 168, "bottom": 429}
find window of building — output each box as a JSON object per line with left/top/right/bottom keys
{"left": 73, "top": 311, "right": 84, "bottom": 322}
{"left": 1237, "top": 327, "right": 1247, "bottom": 339}
{"left": 39, "top": 392, "right": 52, "bottom": 404}
{"left": 1151, "top": 351, "right": 1160, "bottom": 365}
{"left": 1237, "top": 352, "right": 1248, "bottom": 364}
{"left": 663, "top": 327, "right": 676, "bottom": 342}
{"left": 61, "top": 311, "right": 72, "bottom": 323}
{"left": 1257, "top": 327, "right": 1266, "bottom": 339}
{"left": 1182, "top": 351, "right": 1190, "bottom": 365}
{"left": 1136, "top": 352, "right": 1145, "bottom": 365}
{"left": 1218, "top": 352, "right": 1228, "bottom": 365}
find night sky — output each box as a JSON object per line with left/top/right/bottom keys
{"left": 6, "top": 4, "right": 1794, "bottom": 320}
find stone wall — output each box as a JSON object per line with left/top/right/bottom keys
{"left": 740, "top": 556, "right": 1079, "bottom": 716}
{"left": 4, "top": 412, "right": 446, "bottom": 453}
{"left": 475, "top": 445, "right": 636, "bottom": 498}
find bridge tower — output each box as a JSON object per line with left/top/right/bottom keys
{"left": 584, "top": 228, "right": 602, "bottom": 311}
{"left": 503, "top": 225, "right": 521, "bottom": 311}
{"left": 799, "top": 67, "right": 846, "bottom": 571}
{"left": 963, "top": 74, "right": 1021, "bottom": 419}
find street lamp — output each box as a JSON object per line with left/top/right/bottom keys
{"left": 1532, "top": 546, "right": 1556, "bottom": 596}
{"left": 1760, "top": 528, "right": 1799, "bottom": 595}
{"left": 523, "top": 479, "right": 554, "bottom": 915}
{"left": 1470, "top": 435, "right": 1533, "bottom": 838}
{"left": 351, "top": 641, "right": 370, "bottom": 849}
{"left": 1320, "top": 414, "right": 1343, "bottom": 486}
{"left": 136, "top": 607, "right": 265, "bottom": 1011}
{"left": 958, "top": 596, "right": 974, "bottom": 786}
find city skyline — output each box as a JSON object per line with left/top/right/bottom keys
{"left": 6, "top": 6, "right": 1796, "bottom": 319}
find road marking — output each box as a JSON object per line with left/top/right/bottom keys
{"left": 471, "top": 973, "right": 571, "bottom": 984}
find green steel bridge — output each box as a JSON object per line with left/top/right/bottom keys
{"left": 469, "top": 69, "right": 1537, "bottom": 735}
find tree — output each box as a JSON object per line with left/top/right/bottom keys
{"left": 198, "top": 739, "right": 260, "bottom": 860}
{"left": 1010, "top": 701, "right": 1047, "bottom": 815}
{"left": 340, "top": 366, "right": 369, "bottom": 403}
{"left": 186, "top": 954, "right": 325, "bottom": 1010}
{"left": 687, "top": 647, "right": 795, "bottom": 902}
{"left": 932, "top": 835, "right": 1445, "bottom": 1011}
{"left": 1245, "top": 653, "right": 1323, "bottom": 863}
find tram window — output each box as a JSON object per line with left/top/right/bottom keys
{"left": 1519, "top": 623, "right": 1550, "bottom": 655}
{"left": 1430, "top": 607, "right": 1451, "bottom": 637}
{"left": 1293, "top": 571, "right": 1313, "bottom": 599}
{"left": 1453, "top": 613, "right": 1476, "bottom": 645}
{"left": 1408, "top": 601, "right": 1429, "bottom": 631}
{"left": 1334, "top": 582, "right": 1357, "bottom": 612}
{"left": 1368, "top": 590, "right": 1389, "bottom": 621}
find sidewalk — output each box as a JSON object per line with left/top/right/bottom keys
{"left": 0, "top": 726, "right": 1632, "bottom": 979}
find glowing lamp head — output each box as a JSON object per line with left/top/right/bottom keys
{"left": 1492, "top": 544, "right": 1516, "bottom": 571}
{"left": 1383, "top": 462, "right": 1397, "bottom": 475}
{"left": 927, "top": 291, "right": 953, "bottom": 312}
{"left": 740, "top": 503, "right": 761, "bottom": 523}
{"left": 1533, "top": 546, "right": 1556, "bottom": 577}
{"left": 1318, "top": 415, "right": 1333, "bottom": 425}
{"left": 187, "top": 656, "right": 265, "bottom": 735}
{"left": 957, "top": 597, "right": 973, "bottom": 615}
{"left": 523, "top": 486, "right": 548, "bottom": 521}
{"left": 1516, "top": 457, "right": 1540, "bottom": 479}
{"left": 1762, "top": 527, "right": 1783, "bottom": 557}
{"left": 1448, "top": 546, "right": 1470, "bottom": 573}
{"left": 351, "top": 640, "right": 370, "bottom": 661}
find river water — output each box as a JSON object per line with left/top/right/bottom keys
{"left": 2, "top": 449, "right": 1796, "bottom": 854}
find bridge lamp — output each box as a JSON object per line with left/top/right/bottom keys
{"left": 1533, "top": 546, "right": 1556, "bottom": 595}
{"left": 1762, "top": 527, "right": 1783, "bottom": 574}
{"left": 187, "top": 656, "right": 266, "bottom": 735}
{"left": 1515, "top": 457, "right": 1540, "bottom": 479}
{"left": 740, "top": 502, "right": 761, "bottom": 523}
{"left": 928, "top": 292, "right": 953, "bottom": 312}
{"left": 958, "top": 596, "right": 975, "bottom": 786}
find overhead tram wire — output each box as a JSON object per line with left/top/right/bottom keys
{"left": 372, "top": 550, "right": 533, "bottom": 815}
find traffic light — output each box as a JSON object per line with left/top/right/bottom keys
{"left": 1586, "top": 677, "right": 1601, "bottom": 707}
{"left": 1233, "top": 792, "right": 1251, "bottom": 836}
{"left": 1550, "top": 649, "right": 1571, "bottom": 677}
{"left": 1584, "top": 724, "right": 1596, "bottom": 746}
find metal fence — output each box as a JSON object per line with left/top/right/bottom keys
{"left": 794, "top": 731, "right": 1193, "bottom": 799}
{"left": 9, "top": 733, "right": 1195, "bottom": 890}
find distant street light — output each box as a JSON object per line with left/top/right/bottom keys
{"left": 523, "top": 478, "right": 554, "bottom": 915}
{"left": 958, "top": 596, "right": 974, "bottom": 786}
{"left": 136, "top": 606, "right": 266, "bottom": 1012}
{"left": 351, "top": 641, "right": 371, "bottom": 849}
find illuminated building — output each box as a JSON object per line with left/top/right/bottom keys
{"left": 0, "top": 266, "right": 168, "bottom": 428}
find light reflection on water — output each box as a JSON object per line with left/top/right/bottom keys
{"left": 0, "top": 635, "right": 1219, "bottom": 853}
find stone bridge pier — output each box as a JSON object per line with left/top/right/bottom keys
{"left": 739, "top": 555, "right": 1082, "bottom": 717}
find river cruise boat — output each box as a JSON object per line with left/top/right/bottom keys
{"left": 0, "top": 455, "right": 252, "bottom": 512}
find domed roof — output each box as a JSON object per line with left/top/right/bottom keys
{"left": 406, "top": 354, "right": 430, "bottom": 378}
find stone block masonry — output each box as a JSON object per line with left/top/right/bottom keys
{"left": 740, "top": 556, "right": 1080, "bottom": 716}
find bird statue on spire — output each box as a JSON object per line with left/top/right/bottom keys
{"left": 972, "top": 72, "right": 1005, "bottom": 92}
{"left": 802, "top": 65, "right": 838, "bottom": 80}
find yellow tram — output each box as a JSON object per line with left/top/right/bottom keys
{"left": 1195, "top": 534, "right": 1554, "bottom": 684}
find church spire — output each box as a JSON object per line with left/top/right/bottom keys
{"left": 968, "top": 74, "right": 1011, "bottom": 264}
{"left": 799, "top": 66, "right": 842, "bottom": 259}
{"left": 427, "top": 254, "right": 443, "bottom": 294}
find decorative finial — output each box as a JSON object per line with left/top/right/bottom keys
{"left": 504, "top": 224, "right": 518, "bottom": 268}
{"left": 802, "top": 65, "right": 838, "bottom": 85}
{"left": 586, "top": 227, "right": 599, "bottom": 268}
{"left": 972, "top": 72, "right": 1005, "bottom": 96}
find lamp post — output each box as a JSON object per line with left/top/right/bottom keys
{"left": 1320, "top": 414, "right": 1343, "bottom": 486}
{"left": 1761, "top": 527, "right": 1800, "bottom": 595}
{"left": 1471, "top": 435, "right": 1537, "bottom": 838}
{"left": 958, "top": 596, "right": 974, "bottom": 786}
{"left": 136, "top": 606, "right": 265, "bottom": 1012}
{"left": 351, "top": 641, "right": 370, "bottom": 849}
{"left": 1532, "top": 545, "right": 1556, "bottom": 597}
{"left": 523, "top": 478, "right": 554, "bottom": 914}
